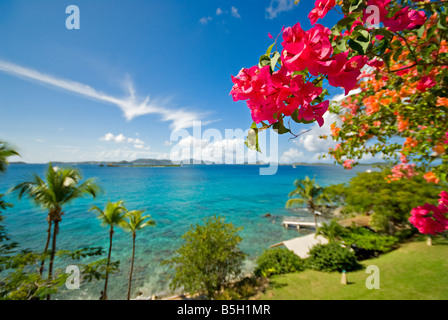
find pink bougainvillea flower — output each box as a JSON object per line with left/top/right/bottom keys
{"left": 343, "top": 159, "right": 355, "bottom": 170}
{"left": 384, "top": 8, "right": 426, "bottom": 32}
{"left": 298, "top": 101, "right": 329, "bottom": 127}
{"left": 326, "top": 53, "right": 368, "bottom": 95}
{"left": 367, "top": 58, "right": 384, "bottom": 69}
{"left": 409, "top": 203, "right": 448, "bottom": 235}
{"left": 416, "top": 76, "right": 436, "bottom": 92}
{"left": 308, "top": 0, "right": 336, "bottom": 25}
{"left": 281, "top": 23, "right": 333, "bottom": 76}
{"left": 439, "top": 191, "right": 448, "bottom": 208}
{"left": 388, "top": 163, "right": 418, "bottom": 181}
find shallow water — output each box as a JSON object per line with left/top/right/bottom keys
{"left": 0, "top": 164, "right": 369, "bottom": 299}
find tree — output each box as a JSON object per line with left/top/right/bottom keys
{"left": 326, "top": 1, "right": 448, "bottom": 182}
{"left": 163, "top": 215, "right": 246, "bottom": 300}
{"left": 11, "top": 163, "right": 100, "bottom": 299}
{"left": 341, "top": 167, "right": 444, "bottom": 234}
{"left": 120, "top": 210, "right": 155, "bottom": 300}
{"left": 90, "top": 201, "right": 127, "bottom": 300}
{"left": 286, "top": 176, "right": 329, "bottom": 229}
{"left": 0, "top": 141, "right": 19, "bottom": 174}
{"left": 316, "top": 219, "right": 345, "bottom": 243}
{"left": 0, "top": 141, "right": 18, "bottom": 242}
{"left": 230, "top": 0, "right": 448, "bottom": 181}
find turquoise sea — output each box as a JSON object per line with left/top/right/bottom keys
{"left": 0, "top": 164, "right": 370, "bottom": 300}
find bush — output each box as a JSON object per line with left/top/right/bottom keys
{"left": 341, "top": 227, "right": 399, "bottom": 260}
{"left": 215, "top": 277, "right": 267, "bottom": 300}
{"left": 306, "top": 243, "right": 360, "bottom": 273}
{"left": 163, "top": 215, "right": 246, "bottom": 300}
{"left": 254, "top": 248, "right": 305, "bottom": 277}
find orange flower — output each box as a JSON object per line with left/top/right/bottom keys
{"left": 330, "top": 123, "right": 340, "bottom": 137}
{"left": 403, "top": 137, "right": 418, "bottom": 151}
{"left": 433, "top": 143, "right": 446, "bottom": 156}
{"left": 364, "top": 96, "right": 380, "bottom": 115}
{"left": 397, "top": 116, "right": 410, "bottom": 132}
{"left": 437, "top": 97, "right": 448, "bottom": 108}
{"left": 423, "top": 172, "right": 440, "bottom": 184}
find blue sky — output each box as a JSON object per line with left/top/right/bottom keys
{"left": 0, "top": 0, "right": 362, "bottom": 164}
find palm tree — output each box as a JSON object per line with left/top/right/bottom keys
{"left": 11, "top": 164, "right": 100, "bottom": 289}
{"left": 316, "top": 219, "right": 345, "bottom": 243}
{"left": 0, "top": 141, "right": 19, "bottom": 174}
{"left": 286, "top": 176, "right": 329, "bottom": 230}
{"left": 120, "top": 210, "right": 155, "bottom": 300}
{"left": 90, "top": 201, "right": 128, "bottom": 300}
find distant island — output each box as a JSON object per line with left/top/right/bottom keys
{"left": 10, "top": 159, "right": 386, "bottom": 167}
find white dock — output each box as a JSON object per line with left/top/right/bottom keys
{"left": 282, "top": 220, "right": 322, "bottom": 229}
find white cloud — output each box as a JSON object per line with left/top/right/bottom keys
{"left": 231, "top": 6, "right": 241, "bottom": 19}
{"left": 280, "top": 148, "right": 304, "bottom": 164}
{"left": 127, "top": 137, "right": 144, "bottom": 145}
{"left": 216, "top": 8, "right": 223, "bottom": 16}
{"left": 170, "top": 135, "right": 271, "bottom": 164}
{"left": 293, "top": 112, "right": 342, "bottom": 154}
{"left": 134, "top": 144, "right": 151, "bottom": 151}
{"left": 199, "top": 16, "right": 212, "bottom": 24}
{"left": 331, "top": 88, "right": 362, "bottom": 103}
{"left": 114, "top": 134, "right": 126, "bottom": 143}
{"left": 101, "top": 133, "right": 147, "bottom": 151}
{"left": 101, "top": 133, "right": 127, "bottom": 143}
{"left": 0, "top": 59, "right": 207, "bottom": 131}
{"left": 266, "top": 0, "right": 295, "bottom": 19}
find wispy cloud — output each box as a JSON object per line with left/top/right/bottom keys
{"left": 199, "top": 16, "right": 212, "bottom": 25}
{"left": 216, "top": 8, "right": 223, "bottom": 16}
{"left": 0, "top": 59, "right": 208, "bottom": 131}
{"left": 100, "top": 133, "right": 149, "bottom": 150}
{"left": 231, "top": 7, "right": 241, "bottom": 19}
{"left": 266, "top": 0, "right": 295, "bottom": 19}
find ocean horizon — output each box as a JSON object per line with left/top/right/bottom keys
{"left": 0, "top": 163, "right": 372, "bottom": 299}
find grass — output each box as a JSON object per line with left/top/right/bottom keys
{"left": 259, "top": 241, "right": 448, "bottom": 300}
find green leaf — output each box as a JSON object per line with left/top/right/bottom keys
{"left": 349, "top": 0, "right": 364, "bottom": 12}
{"left": 273, "top": 119, "right": 290, "bottom": 135}
{"left": 270, "top": 51, "right": 281, "bottom": 72}
{"left": 259, "top": 54, "right": 271, "bottom": 68}
{"left": 437, "top": 18, "right": 448, "bottom": 31}
{"left": 349, "top": 39, "right": 367, "bottom": 55}
{"left": 245, "top": 123, "right": 262, "bottom": 153}
{"left": 416, "top": 25, "right": 426, "bottom": 38}
{"left": 337, "top": 16, "right": 356, "bottom": 29}
{"left": 266, "top": 43, "right": 276, "bottom": 56}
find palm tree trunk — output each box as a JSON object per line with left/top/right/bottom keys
{"left": 311, "top": 206, "right": 318, "bottom": 230}
{"left": 127, "top": 233, "right": 136, "bottom": 300}
{"left": 39, "top": 219, "right": 52, "bottom": 276}
{"left": 103, "top": 226, "right": 114, "bottom": 300}
{"left": 47, "top": 219, "right": 59, "bottom": 300}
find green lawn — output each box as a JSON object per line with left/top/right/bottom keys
{"left": 259, "top": 241, "right": 448, "bottom": 300}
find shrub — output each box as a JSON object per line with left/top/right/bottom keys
{"left": 341, "top": 227, "right": 399, "bottom": 260}
{"left": 254, "top": 248, "right": 305, "bottom": 277}
{"left": 215, "top": 277, "right": 267, "bottom": 300}
{"left": 306, "top": 243, "right": 360, "bottom": 273}
{"left": 163, "top": 215, "right": 246, "bottom": 300}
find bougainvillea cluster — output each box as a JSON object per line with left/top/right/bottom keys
{"left": 231, "top": 0, "right": 448, "bottom": 236}
{"left": 409, "top": 191, "right": 448, "bottom": 235}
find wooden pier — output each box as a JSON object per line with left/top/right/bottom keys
{"left": 282, "top": 220, "right": 322, "bottom": 230}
